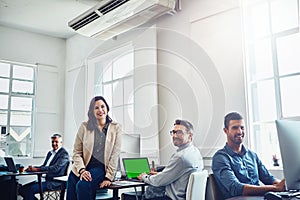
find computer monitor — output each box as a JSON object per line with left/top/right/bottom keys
{"left": 119, "top": 134, "right": 140, "bottom": 176}
{"left": 275, "top": 120, "right": 300, "bottom": 191}
{"left": 121, "top": 134, "right": 140, "bottom": 158}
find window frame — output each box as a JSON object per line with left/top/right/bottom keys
{"left": 0, "top": 60, "right": 36, "bottom": 157}
{"left": 87, "top": 44, "right": 135, "bottom": 135}
{"left": 242, "top": 0, "right": 300, "bottom": 167}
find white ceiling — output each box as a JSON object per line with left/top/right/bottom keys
{"left": 0, "top": 0, "right": 101, "bottom": 39}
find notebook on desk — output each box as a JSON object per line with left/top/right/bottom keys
{"left": 122, "top": 157, "right": 150, "bottom": 181}
{"left": 4, "top": 157, "right": 18, "bottom": 173}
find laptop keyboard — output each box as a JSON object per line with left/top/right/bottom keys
{"left": 276, "top": 191, "right": 300, "bottom": 198}
{"left": 126, "top": 178, "right": 143, "bottom": 182}
{"left": 112, "top": 180, "right": 144, "bottom": 186}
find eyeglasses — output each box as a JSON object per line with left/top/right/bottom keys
{"left": 169, "top": 130, "right": 184, "bottom": 136}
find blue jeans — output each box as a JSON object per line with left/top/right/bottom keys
{"left": 66, "top": 166, "right": 105, "bottom": 200}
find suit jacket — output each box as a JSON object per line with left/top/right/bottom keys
{"left": 72, "top": 122, "right": 121, "bottom": 181}
{"left": 39, "top": 147, "right": 69, "bottom": 189}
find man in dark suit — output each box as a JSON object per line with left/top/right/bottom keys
{"left": 19, "top": 133, "right": 69, "bottom": 200}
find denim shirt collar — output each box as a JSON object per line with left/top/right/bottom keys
{"left": 224, "top": 143, "right": 248, "bottom": 157}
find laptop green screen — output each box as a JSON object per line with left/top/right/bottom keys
{"left": 123, "top": 157, "right": 150, "bottom": 179}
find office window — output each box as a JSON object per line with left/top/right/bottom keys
{"left": 89, "top": 45, "right": 135, "bottom": 134}
{"left": 103, "top": 52, "right": 134, "bottom": 134}
{"left": 87, "top": 27, "right": 159, "bottom": 162}
{"left": 0, "top": 60, "right": 36, "bottom": 156}
{"left": 242, "top": 0, "right": 300, "bottom": 167}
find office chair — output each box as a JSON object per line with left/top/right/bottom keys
{"left": 121, "top": 170, "right": 209, "bottom": 200}
{"left": 205, "top": 173, "right": 224, "bottom": 200}
{"left": 186, "top": 170, "right": 208, "bottom": 200}
{"left": 42, "top": 161, "right": 70, "bottom": 200}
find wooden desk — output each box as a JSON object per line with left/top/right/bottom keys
{"left": 0, "top": 171, "right": 46, "bottom": 200}
{"left": 108, "top": 180, "right": 148, "bottom": 200}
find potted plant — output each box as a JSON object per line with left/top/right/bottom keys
{"left": 272, "top": 154, "right": 279, "bottom": 166}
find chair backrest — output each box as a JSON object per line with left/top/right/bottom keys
{"left": 42, "top": 161, "right": 70, "bottom": 200}
{"left": 205, "top": 173, "right": 224, "bottom": 200}
{"left": 63, "top": 161, "right": 70, "bottom": 176}
{"left": 186, "top": 170, "right": 208, "bottom": 200}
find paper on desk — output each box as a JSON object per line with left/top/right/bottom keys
{"left": 112, "top": 180, "right": 144, "bottom": 186}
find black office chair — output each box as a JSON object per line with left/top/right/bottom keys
{"left": 42, "top": 161, "right": 70, "bottom": 200}
{"left": 121, "top": 191, "right": 170, "bottom": 200}
{"left": 205, "top": 173, "right": 224, "bottom": 200}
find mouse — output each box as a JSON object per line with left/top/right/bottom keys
{"left": 264, "top": 191, "right": 282, "bottom": 200}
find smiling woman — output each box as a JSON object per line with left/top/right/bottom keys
{"left": 66, "top": 96, "right": 122, "bottom": 200}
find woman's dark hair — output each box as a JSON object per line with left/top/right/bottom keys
{"left": 87, "top": 96, "right": 112, "bottom": 131}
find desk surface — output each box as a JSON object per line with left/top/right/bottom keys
{"left": 227, "top": 196, "right": 264, "bottom": 200}
{"left": 227, "top": 196, "right": 299, "bottom": 200}
{"left": 0, "top": 171, "right": 46, "bottom": 176}
{"left": 109, "top": 180, "right": 147, "bottom": 189}
{"left": 107, "top": 180, "right": 148, "bottom": 200}
{"left": 0, "top": 170, "right": 47, "bottom": 200}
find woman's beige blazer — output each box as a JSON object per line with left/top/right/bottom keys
{"left": 71, "top": 121, "right": 121, "bottom": 181}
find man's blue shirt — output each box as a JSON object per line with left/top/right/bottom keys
{"left": 212, "top": 143, "right": 276, "bottom": 199}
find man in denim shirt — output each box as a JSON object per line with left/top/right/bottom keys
{"left": 212, "top": 112, "right": 285, "bottom": 199}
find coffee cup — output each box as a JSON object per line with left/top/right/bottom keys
{"left": 19, "top": 166, "right": 25, "bottom": 173}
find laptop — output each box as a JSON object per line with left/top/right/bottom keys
{"left": 122, "top": 157, "right": 150, "bottom": 180}
{"left": 4, "top": 157, "right": 18, "bottom": 173}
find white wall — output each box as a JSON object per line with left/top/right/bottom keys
{"left": 64, "top": 0, "right": 247, "bottom": 168}
{"left": 157, "top": 0, "right": 247, "bottom": 166}
{"left": 0, "top": 25, "right": 66, "bottom": 157}
{"left": 64, "top": 35, "right": 100, "bottom": 151}
{"left": 0, "top": 0, "right": 247, "bottom": 169}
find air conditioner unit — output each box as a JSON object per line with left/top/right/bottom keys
{"left": 68, "top": 0, "right": 176, "bottom": 40}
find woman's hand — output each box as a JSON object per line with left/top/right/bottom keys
{"left": 80, "top": 170, "right": 92, "bottom": 182}
{"left": 100, "top": 180, "right": 111, "bottom": 188}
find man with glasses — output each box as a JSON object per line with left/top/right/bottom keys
{"left": 122, "top": 119, "right": 203, "bottom": 200}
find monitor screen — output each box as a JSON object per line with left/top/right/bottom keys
{"left": 275, "top": 120, "right": 300, "bottom": 191}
